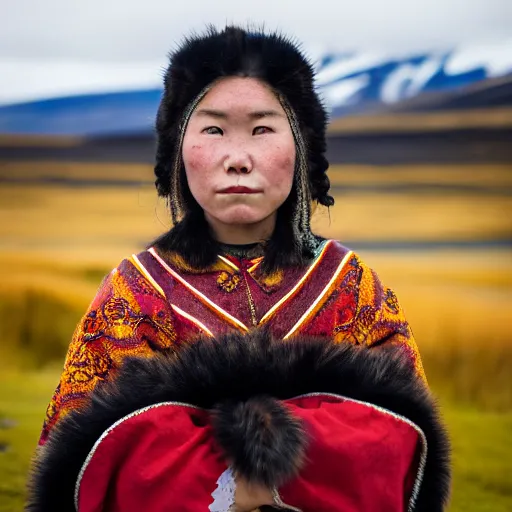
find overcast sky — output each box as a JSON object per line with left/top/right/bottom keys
{"left": 3, "top": 0, "right": 512, "bottom": 62}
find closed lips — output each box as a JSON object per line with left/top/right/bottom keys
{"left": 218, "top": 186, "right": 262, "bottom": 194}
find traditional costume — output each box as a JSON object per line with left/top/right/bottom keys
{"left": 29, "top": 26, "right": 450, "bottom": 511}
{"left": 39, "top": 239, "right": 427, "bottom": 445}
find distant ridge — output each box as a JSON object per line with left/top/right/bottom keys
{"left": 1, "top": 41, "right": 511, "bottom": 136}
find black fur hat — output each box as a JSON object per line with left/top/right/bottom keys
{"left": 152, "top": 25, "right": 334, "bottom": 272}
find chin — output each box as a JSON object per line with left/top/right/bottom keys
{"left": 211, "top": 206, "right": 270, "bottom": 226}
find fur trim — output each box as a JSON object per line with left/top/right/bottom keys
{"left": 155, "top": 25, "right": 332, "bottom": 206}
{"left": 27, "top": 331, "right": 450, "bottom": 511}
{"left": 212, "top": 396, "right": 307, "bottom": 487}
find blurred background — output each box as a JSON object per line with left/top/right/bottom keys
{"left": 0, "top": 0, "right": 511, "bottom": 510}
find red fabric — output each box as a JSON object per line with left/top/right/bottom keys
{"left": 77, "top": 395, "right": 421, "bottom": 512}
{"left": 280, "top": 396, "right": 421, "bottom": 512}
{"left": 77, "top": 405, "right": 227, "bottom": 512}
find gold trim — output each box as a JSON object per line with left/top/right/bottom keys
{"left": 129, "top": 255, "right": 166, "bottom": 298}
{"left": 170, "top": 304, "right": 214, "bottom": 337}
{"left": 148, "top": 247, "right": 249, "bottom": 332}
{"left": 259, "top": 240, "right": 332, "bottom": 324}
{"left": 217, "top": 254, "right": 240, "bottom": 272}
{"left": 247, "top": 257, "right": 263, "bottom": 273}
{"left": 283, "top": 250, "right": 353, "bottom": 340}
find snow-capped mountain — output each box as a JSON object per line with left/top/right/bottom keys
{"left": 0, "top": 41, "right": 511, "bottom": 135}
{"left": 315, "top": 41, "right": 512, "bottom": 116}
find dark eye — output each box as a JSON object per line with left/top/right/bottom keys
{"left": 253, "top": 126, "right": 272, "bottom": 135}
{"left": 202, "top": 126, "right": 223, "bottom": 135}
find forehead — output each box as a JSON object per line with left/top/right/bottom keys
{"left": 196, "top": 76, "right": 283, "bottom": 111}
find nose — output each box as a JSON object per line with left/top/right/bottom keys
{"left": 224, "top": 151, "right": 253, "bottom": 175}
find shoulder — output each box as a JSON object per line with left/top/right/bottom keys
{"left": 323, "top": 239, "right": 374, "bottom": 275}
{"left": 91, "top": 256, "right": 139, "bottom": 294}
{"left": 88, "top": 251, "right": 168, "bottom": 309}
{"left": 323, "top": 239, "right": 393, "bottom": 300}
{"left": 103, "top": 249, "right": 167, "bottom": 283}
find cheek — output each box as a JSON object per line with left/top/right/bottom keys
{"left": 261, "top": 143, "right": 296, "bottom": 188}
{"left": 183, "top": 144, "right": 209, "bottom": 174}
{"left": 182, "top": 141, "right": 218, "bottom": 198}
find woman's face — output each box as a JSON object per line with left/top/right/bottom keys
{"left": 182, "top": 77, "right": 296, "bottom": 232}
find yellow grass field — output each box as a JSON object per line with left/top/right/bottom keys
{"left": 0, "top": 161, "right": 511, "bottom": 510}
{"left": 1, "top": 162, "right": 511, "bottom": 402}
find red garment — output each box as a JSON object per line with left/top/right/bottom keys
{"left": 76, "top": 395, "right": 421, "bottom": 512}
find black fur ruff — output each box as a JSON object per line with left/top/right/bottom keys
{"left": 26, "top": 330, "right": 451, "bottom": 511}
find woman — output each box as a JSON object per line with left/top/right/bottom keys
{"left": 29, "top": 26, "right": 450, "bottom": 511}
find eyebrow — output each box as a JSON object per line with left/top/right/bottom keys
{"left": 195, "top": 108, "right": 284, "bottom": 120}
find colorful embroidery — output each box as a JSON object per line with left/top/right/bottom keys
{"left": 384, "top": 288, "right": 400, "bottom": 314}
{"left": 64, "top": 343, "right": 113, "bottom": 385}
{"left": 217, "top": 271, "right": 241, "bottom": 292}
{"left": 39, "top": 262, "right": 178, "bottom": 444}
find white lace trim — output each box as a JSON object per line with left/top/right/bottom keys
{"left": 209, "top": 467, "right": 237, "bottom": 512}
